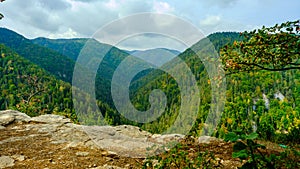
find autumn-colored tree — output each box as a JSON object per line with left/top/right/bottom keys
{"left": 220, "top": 20, "right": 300, "bottom": 74}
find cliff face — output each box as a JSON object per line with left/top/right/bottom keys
{"left": 0, "top": 110, "right": 185, "bottom": 169}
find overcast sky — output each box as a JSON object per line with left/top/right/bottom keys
{"left": 0, "top": 0, "right": 299, "bottom": 50}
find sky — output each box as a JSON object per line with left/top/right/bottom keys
{"left": 0, "top": 0, "right": 299, "bottom": 51}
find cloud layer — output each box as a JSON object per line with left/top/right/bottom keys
{"left": 0, "top": 0, "right": 299, "bottom": 50}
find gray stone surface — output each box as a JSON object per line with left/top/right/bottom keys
{"left": 0, "top": 110, "right": 191, "bottom": 158}
{"left": 0, "top": 110, "right": 31, "bottom": 124}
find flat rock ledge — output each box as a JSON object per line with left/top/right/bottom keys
{"left": 0, "top": 110, "right": 221, "bottom": 168}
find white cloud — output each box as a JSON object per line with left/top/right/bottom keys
{"left": 0, "top": 0, "right": 299, "bottom": 49}
{"left": 200, "top": 15, "right": 221, "bottom": 26}
{"left": 153, "top": 1, "right": 174, "bottom": 13}
{"left": 48, "top": 28, "right": 79, "bottom": 39}
{"left": 204, "top": 0, "right": 238, "bottom": 8}
{"left": 117, "top": 34, "right": 187, "bottom": 51}
{"left": 104, "top": 0, "right": 119, "bottom": 10}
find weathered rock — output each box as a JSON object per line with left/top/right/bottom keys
{"left": 0, "top": 110, "right": 31, "bottom": 123}
{"left": 75, "top": 151, "right": 89, "bottom": 157}
{"left": 12, "top": 154, "right": 25, "bottom": 161}
{"left": 150, "top": 134, "right": 184, "bottom": 144}
{"left": 0, "top": 114, "right": 14, "bottom": 126}
{"left": 0, "top": 156, "right": 15, "bottom": 168}
{"left": 198, "top": 136, "right": 221, "bottom": 144}
{"left": 0, "top": 110, "right": 198, "bottom": 158}
{"left": 30, "top": 114, "right": 71, "bottom": 124}
{"left": 92, "top": 164, "right": 124, "bottom": 169}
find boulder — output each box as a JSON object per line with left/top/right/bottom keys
{"left": 0, "top": 110, "right": 31, "bottom": 126}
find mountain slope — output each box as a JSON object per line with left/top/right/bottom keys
{"left": 1, "top": 28, "right": 133, "bottom": 106}
{"left": 32, "top": 37, "right": 88, "bottom": 61}
{"left": 0, "top": 28, "right": 76, "bottom": 83}
{"left": 32, "top": 37, "right": 130, "bottom": 81}
{"left": 0, "top": 43, "right": 76, "bottom": 118}
{"left": 129, "top": 32, "right": 300, "bottom": 144}
{"left": 0, "top": 44, "right": 121, "bottom": 124}
{"left": 31, "top": 36, "right": 156, "bottom": 106}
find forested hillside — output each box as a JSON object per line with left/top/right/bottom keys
{"left": 32, "top": 36, "right": 150, "bottom": 106}
{"left": 0, "top": 28, "right": 76, "bottom": 82}
{"left": 0, "top": 44, "right": 121, "bottom": 125}
{"left": 128, "top": 31, "right": 300, "bottom": 145}
{"left": 0, "top": 28, "right": 149, "bottom": 106}
{"left": 32, "top": 38, "right": 89, "bottom": 61}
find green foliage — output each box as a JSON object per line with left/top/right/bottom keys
{"left": 225, "top": 131, "right": 273, "bottom": 168}
{"left": 225, "top": 131, "right": 300, "bottom": 168}
{"left": 143, "top": 141, "right": 220, "bottom": 169}
{"left": 221, "top": 20, "right": 300, "bottom": 73}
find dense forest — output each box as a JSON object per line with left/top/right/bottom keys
{"left": 0, "top": 43, "right": 122, "bottom": 125}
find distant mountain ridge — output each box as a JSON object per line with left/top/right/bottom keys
{"left": 126, "top": 48, "right": 180, "bottom": 67}
{"left": 32, "top": 37, "right": 89, "bottom": 61}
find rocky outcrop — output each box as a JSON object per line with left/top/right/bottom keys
{"left": 0, "top": 110, "right": 184, "bottom": 159}
{"left": 0, "top": 110, "right": 224, "bottom": 168}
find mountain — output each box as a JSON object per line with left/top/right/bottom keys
{"left": 0, "top": 28, "right": 76, "bottom": 83}
{"left": 31, "top": 36, "right": 154, "bottom": 106}
{"left": 1, "top": 28, "right": 147, "bottom": 106}
{"left": 126, "top": 48, "right": 180, "bottom": 67}
{"left": 32, "top": 37, "right": 133, "bottom": 81}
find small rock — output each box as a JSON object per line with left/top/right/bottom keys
{"left": 101, "top": 164, "right": 123, "bottom": 169}
{"left": 12, "top": 154, "right": 25, "bottom": 161}
{"left": 0, "top": 125, "right": 5, "bottom": 129}
{"left": 101, "top": 151, "right": 118, "bottom": 157}
{"left": 64, "top": 141, "right": 84, "bottom": 149}
{"left": 30, "top": 114, "right": 71, "bottom": 124}
{"left": 75, "top": 152, "right": 89, "bottom": 157}
{"left": 88, "top": 164, "right": 98, "bottom": 168}
{"left": 0, "top": 156, "right": 15, "bottom": 168}
{"left": 198, "top": 136, "right": 220, "bottom": 144}
{"left": 105, "top": 157, "right": 113, "bottom": 162}
{"left": 0, "top": 114, "right": 15, "bottom": 126}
